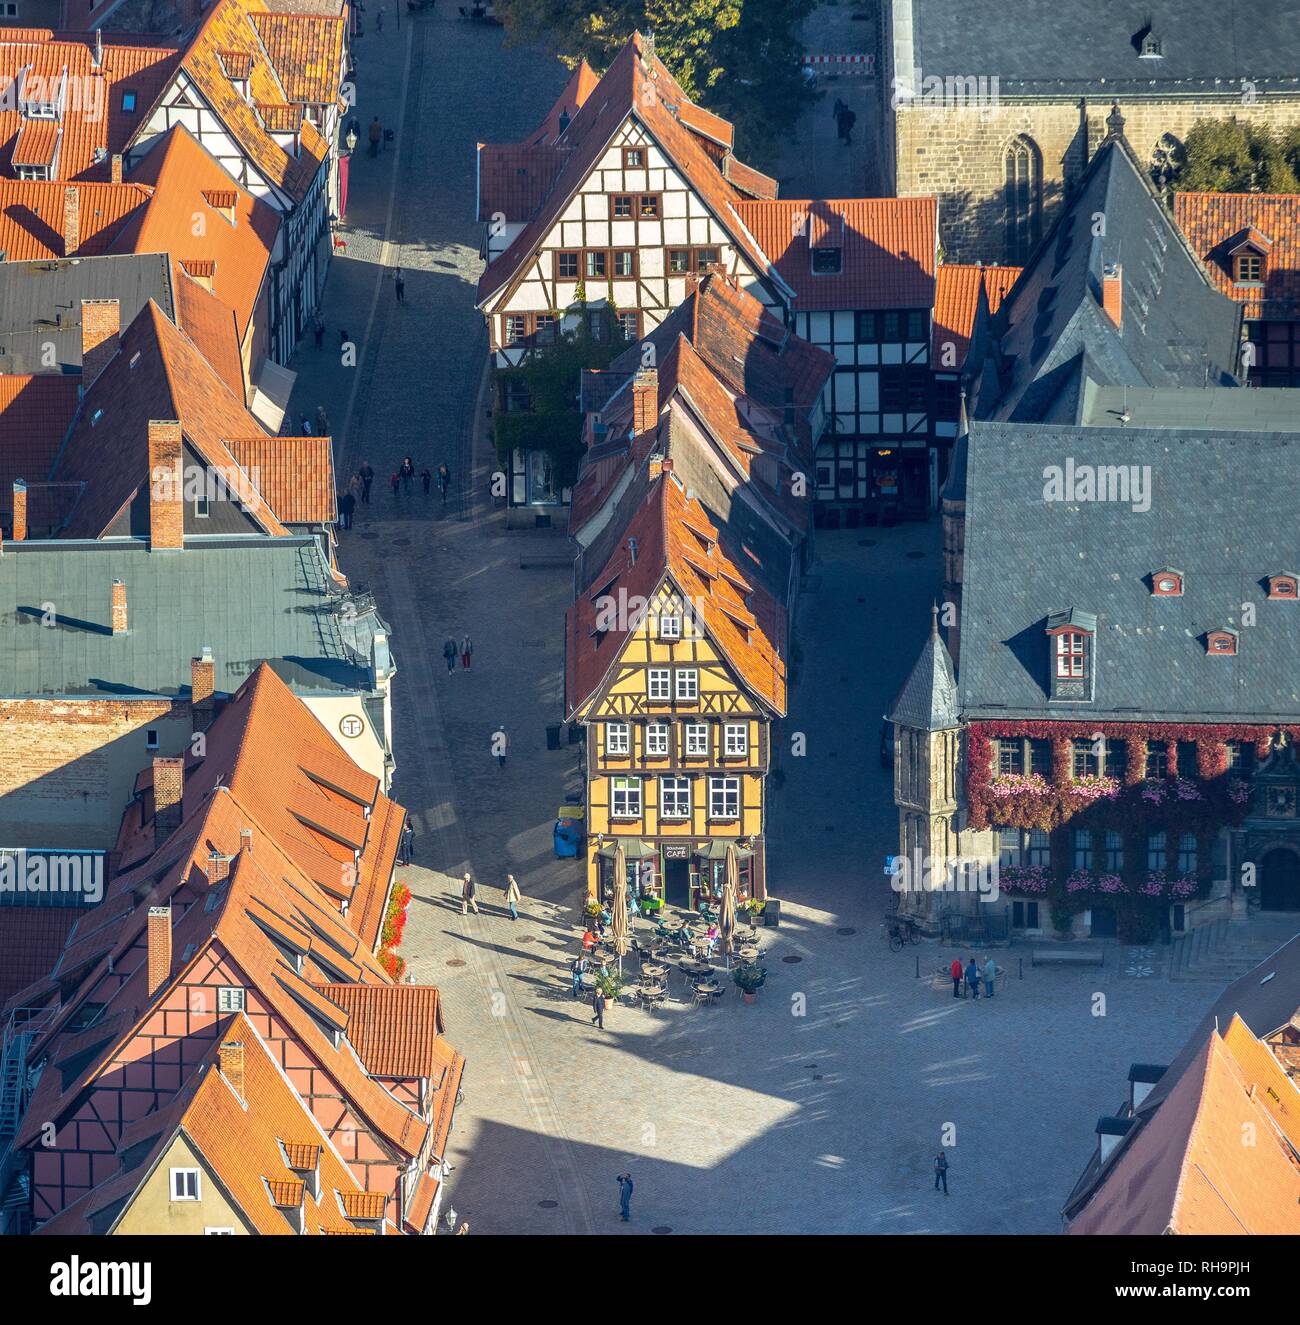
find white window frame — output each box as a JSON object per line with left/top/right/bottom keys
{"left": 647, "top": 668, "right": 670, "bottom": 702}
{"left": 610, "top": 776, "right": 642, "bottom": 819}
{"left": 605, "top": 722, "right": 630, "bottom": 756}
{"left": 684, "top": 722, "right": 709, "bottom": 757}
{"left": 217, "top": 986, "right": 245, "bottom": 1012}
{"left": 171, "top": 1168, "right": 201, "bottom": 1201}
{"left": 660, "top": 777, "right": 691, "bottom": 819}
{"left": 708, "top": 776, "right": 740, "bottom": 820}
{"left": 674, "top": 668, "right": 698, "bottom": 702}
{"left": 723, "top": 723, "right": 748, "bottom": 757}
{"left": 645, "top": 722, "right": 669, "bottom": 757}
{"left": 659, "top": 613, "right": 681, "bottom": 640}
{"left": 1055, "top": 633, "right": 1084, "bottom": 678}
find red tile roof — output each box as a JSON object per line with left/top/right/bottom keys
{"left": 248, "top": 10, "right": 346, "bottom": 105}
{"left": 0, "top": 31, "right": 181, "bottom": 182}
{"left": 11, "top": 118, "right": 59, "bottom": 169}
{"left": 226, "top": 435, "right": 337, "bottom": 523}
{"left": 0, "top": 373, "right": 80, "bottom": 520}
{"left": 931, "top": 263, "right": 1021, "bottom": 367}
{"left": 0, "top": 179, "right": 151, "bottom": 259}
{"left": 174, "top": 271, "right": 246, "bottom": 398}
{"left": 721, "top": 154, "right": 777, "bottom": 200}
{"left": 320, "top": 984, "right": 449, "bottom": 1078}
{"left": 477, "top": 142, "right": 566, "bottom": 223}
{"left": 1174, "top": 191, "right": 1300, "bottom": 320}
{"left": 477, "top": 32, "right": 786, "bottom": 309}
{"left": 0, "top": 906, "right": 81, "bottom": 1006}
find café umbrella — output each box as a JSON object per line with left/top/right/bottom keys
{"left": 720, "top": 844, "right": 739, "bottom": 968}
{"left": 611, "top": 843, "right": 631, "bottom": 975}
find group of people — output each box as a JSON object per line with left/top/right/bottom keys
{"left": 335, "top": 459, "right": 452, "bottom": 529}
{"left": 441, "top": 636, "right": 473, "bottom": 673}
{"left": 459, "top": 871, "right": 521, "bottom": 920}
{"left": 950, "top": 955, "right": 998, "bottom": 999}
{"left": 391, "top": 457, "right": 452, "bottom": 501}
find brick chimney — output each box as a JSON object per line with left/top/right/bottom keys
{"left": 12, "top": 480, "right": 26, "bottom": 542}
{"left": 147, "top": 420, "right": 184, "bottom": 551}
{"left": 81, "top": 299, "right": 120, "bottom": 388}
{"left": 1101, "top": 263, "right": 1122, "bottom": 329}
{"left": 110, "top": 153, "right": 123, "bottom": 185}
{"left": 63, "top": 185, "right": 79, "bottom": 257}
{"left": 111, "top": 579, "right": 128, "bottom": 635}
{"left": 152, "top": 754, "right": 185, "bottom": 842}
{"left": 218, "top": 1040, "right": 245, "bottom": 1102}
{"left": 632, "top": 368, "right": 658, "bottom": 436}
{"left": 191, "top": 647, "right": 215, "bottom": 726}
{"left": 147, "top": 905, "right": 172, "bottom": 997}
{"left": 207, "top": 849, "right": 231, "bottom": 883}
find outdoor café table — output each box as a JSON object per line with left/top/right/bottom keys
{"left": 681, "top": 960, "right": 712, "bottom": 979}
{"left": 640, "top": 963, "right": 668, "bottom": 981}
{"left": 659, "top": 917, "right": 684, "bottom": 932}
{"left": 693, "top": 980, "right": 722, "bottom": 1002}
{"left": 737, "top": 946, "right": 759, "bottom": 962}
{"left": 638, "top": 982, "right": 666, "bottom": 1001}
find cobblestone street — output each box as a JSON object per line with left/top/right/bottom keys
{"left": 282, "top": 8, "right": 1225, "bottom": 1236}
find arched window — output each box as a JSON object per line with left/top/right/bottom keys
{"left": 1150, "top": 133, "right": 1184, "bottom": 199}
{"left": 1004, "top": 136, "right": 1042, "bottom": 265}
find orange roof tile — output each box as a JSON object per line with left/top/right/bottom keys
{"left": 1174, "top": 191, "right": 1300, "bottom": 320}
{"left": 321, "top": 984, "right": 447, "bottom": 1078}
{"left": 226, "top": 435, "right": 337, "bottom": 523}
{"left": 404, "top": 1170, "right": 439, "bottom": 1233}
{"left": 340, "top": 1190, "right": 386, "bottom": 1220}
{"left": 266, "top": 1175, "right": 304, "bottom": 1207}
{"left": 931, "top": 263, "right": 1021, "bottom": 367}
{"left": 0, "top": 31, "right": 181, "bottom": 182}
{"left": 248, "top": 11, "right": 346, "bottom": 105}
{"left": 282, "top": 1141, "right": 321, "bottom": 1170}
{"left": 0, "top": 179, "right": 151, "bottom": 259}
{"left": 735, "top": 197, "right": 937, "bottom": 311}
{"left": 174, "top": 271, "right": 246, "bottom": 398}
{"left": 11, "top": 118, "right": 59, "bottom": 169}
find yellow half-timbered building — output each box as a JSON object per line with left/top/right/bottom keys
{"left": 566, "top": 470, "right": 786, "bottom": 908}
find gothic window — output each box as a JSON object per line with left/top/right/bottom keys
{"left": 1149, "top": 133, "right": 1184, "bottom": 198}
{"left": 1004, "top": 136, "right": 1042, "bottom": 265}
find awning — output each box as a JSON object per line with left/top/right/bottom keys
{"left": 596, "top": 840, "right": 656, "bottom": 859}
{"left": 699, "top": 841, "right": 753, "bottom": 861}
{"left": 250, "top": 358, "right": 297, "bottom": 432}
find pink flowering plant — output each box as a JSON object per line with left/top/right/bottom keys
{"left": 1065, "top": 870, "right": 1128, "bottom": 895}
{"left": 998, "top": 863, "right": 1051, "bottom": 895}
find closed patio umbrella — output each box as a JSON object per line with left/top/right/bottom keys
{"left": 720, "top": 844, "right": 738, "bottom": 968}
{"left": 612, "top": 843, "right": 630, "bottom": 976}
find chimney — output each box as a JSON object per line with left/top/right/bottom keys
{"left": 81, "top": 299, "right": 120, "bottom": 388}
{"left": 1101, "top": 263, "right": 1122, "bottom": 329}
{"left": 12, "top": 480, "right": 27, "bottom": 542}
{"left": 152, "top": 755, "right": 185, "bottom": 842}
{"left": 110, "top": 153, "right": 122, "bottom": 185}
{"left": 147, "top": 905, "right": 173, "bottom": 997}
{"left": 147, "top": 420, "right": 184, "bottom": 551}
{"left": 63, "top": 185, "right": 79, "bottom": 257}
{"left": 207, "top": 849, "right": 231, "bottom": 883}
{"left": 111, "top": 579, "right": 128, "bottom": 634}
{"left": 240, "top": 827, "right": 253, "bottom": 854}
{"left": 191, "top": 647, "right": 215, "bottom": 725}
{"left": 632, "top": 368, "right": 658, "bottom": 437}
{"left": 648, "top": 456, "right": 663, "bottom": 481}
{"left": 218, "top": 1040, "right": 245, "bottom": 1103}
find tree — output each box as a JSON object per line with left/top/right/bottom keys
{"left": 1173, "top": 119, "right": 1300, "bottom": 194}
{"left": 496, "top": 0, "right": 814, "bottom": 164}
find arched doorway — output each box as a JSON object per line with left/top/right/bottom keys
{"left": 1260, "top": 847, "right": 1300, "bottom": 911}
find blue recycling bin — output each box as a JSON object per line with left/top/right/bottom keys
{"left": 553, "top": 819, "right": 583, "bottom": 858}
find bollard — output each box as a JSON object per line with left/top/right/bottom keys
{"left": 1019, "top": 957, "right": 1023, "bottom": 980}
{"left": 915, "top": 954, "right": 919, "bottom": 979}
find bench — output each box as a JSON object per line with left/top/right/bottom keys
{"left": 1031, "top": 946, "right": 1105, "bottom": 968}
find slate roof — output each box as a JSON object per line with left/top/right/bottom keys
{"left": 735, "top": 197, "right": 937, "bottom": 311}
{"left": 978, "top": 134, "right": 1241, "bottom": 423}
{"left": 957, "top": 420, "right": 1300, "bottom": 723}
{"left": 887, "top": 610, "right": 959, "bottom": 730}
{"left": 0, "top": 536, "right": 374, "bottom": 698}
{"left": 893, "top": 0, "right": 1300, "bottom": 95}
{"left": 0, "top": 254, "right": 173, "bottom": 375}
{"left": 1174, "top": 192, "right": 1300, "bottom": 321}
{"left": 1079, "top": 383, "right": 1300, "bottom": 431}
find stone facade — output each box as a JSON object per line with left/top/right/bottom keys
{"left": 891, "top": 97, "right": 1300, "bottom": 264}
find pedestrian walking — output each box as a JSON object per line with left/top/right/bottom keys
{"left": 617, "top": 1172, "right": 634, "bottom": 1222}
{"left": 496, "top": 725, "right": 509, "bottom": 768}
{"left": 369, "top": 116, "right": 382, "bottom": 157}
{"left": 348, "top": 471, "right": 363, "bottom": 506}
{"left": 301, "top": 415, "right": 313, "bottom": 435}
{"left": 315, "top": 405, "right": 329, "bottom": 435}
{"left": 460, "top": 873, "right": 479, "bottom": 916}
{"left": 359, "top": 461, "right": 374, "bottom": 503}
{"left": 338, "top": 489, "right": 355, "bottom": 529}
{"left": 389, "top": 470, "right": 400, "bottom": 498}
{"left": 505, "top": 873, "right": 520, "bottom": 921}
{"left": 442, "top": 638, "right": 457, "bottom": 673}
{"left": 394, "top": 266, "right": 405, "bottom": 302}
{"left": 376, "top": 7, "right": 384, "bottom": 31}
{"left": 339, "top": 327, "right": 350, "bottom": 349}
{"left": 570, "top": 954, "right": 587, "bottom": 998}
{"left": 591, "top": 988, "right": 606, "bottom": 1030}
{"left": 420, "top": 466, "right": 432, "bottom": 495}
{"left": 950, "top": 956, "right": 963, "bottom": 999}
{"left": 399, "top": 456, "right": 415, "bottom": 494}
{"left": 836, "top": 106, "right": 856, "bottom": 145}
{"left": 934, "top": 1150, "right": 949, "bottom": 1195}
{"left": 436, "top": 462, "right": 451, "bottom": 503}
{"left": 313, "top": 316, "right": 325, "bottom": 349}
{"left": 833, "top": 96, "right": 845, "bottom": 120}
{"left": 965, "top": 956, "right": 980, "bottom": 1000}
{"left": 983, "top": 956, "right": 998, "bottom": 998}
{"left": 460, "top": 635, "right": 472, "bottom": 670}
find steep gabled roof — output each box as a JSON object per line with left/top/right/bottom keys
{"left": 931, "top": 263, "right": 1020, "bottom": 367}
{"left": 0, "top": 373, "right": 80, "bottom": 517}
{"left": 226, "top": 435, "right": 337, "bottom": 523}
{"left": 247, "top": 9, "right": 346, "bottom": 104}
{"left": 476, "top": 31, "right": 787, "bottom": 310}
{"left": 888, "top": 609, "right": 959, "bottom": 731}
{"left": 735, "top": 197, "right": 937, "bottom": 311}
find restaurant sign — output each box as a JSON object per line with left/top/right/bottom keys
{"left": 662, "top": 844, "right": 691, "bottom": 860}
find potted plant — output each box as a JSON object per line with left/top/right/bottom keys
{"left": 745, "top": 899, "right": 766, "bottom": 917}
{"left": 594, "top": 969, "right": 623, "bottom": 1009}
{"left": 638, "top": 895, "right": 664, "bottom": 916}
{"left": 583, "top": 899, "right": 601, "bottom": 920}
{"left": 732, "top": 963, "right": 767, "bottom": 1005}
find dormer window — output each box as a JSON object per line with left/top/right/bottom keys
{"left": 811, "top": 247, "right": 842, "bottom": 275}
{"left": 1139, "top": 33, "right": 1162, "bottom": 58}
{"left": 1268, "top": 573, "right": 1299, "bottom": 600}
{"left": 1228, "top": 229, "right": 1271, "bottom": 285}
{"left": 1150, "top": 567, "right": 1183, "bottom": 596}
{"left": 1235, "top": 252, "right": 1262, "bottom": 284}
{"left": 1046, "top": 608, "right": 1096, "bottom": 702}
{"left": 1206, "top": 628, "right": 1239, "bottom": 656}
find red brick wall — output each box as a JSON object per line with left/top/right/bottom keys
{"left": 147, "top": 420, "right": 183, "bottom": 551}
{"left": 81, "top": 299, "right": 120, "bottom": 387}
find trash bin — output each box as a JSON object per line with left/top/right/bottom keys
{"left": 546, "top": 724, "right": 562, "bottom": 751}
{"left": 764, "top": 898, "right": 781, "bottom": 926}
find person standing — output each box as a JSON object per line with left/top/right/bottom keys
{"left": 617, "top": 1172, "right": 634, "bottom": 1222}
{"left": 442, "top": 638, "right": 458, "bottom": 673}
{"left": 505, "top": 873, "right": 520, "bottom": 921}
{"left": 389, "top": 470, "right": 400, "bottom": 498}
{"left": 394, "top": 267, "right": 405, "bottom": 302}
{"left": 301, "top": 415, "right": 314, "bottom": 435}
{"left": 359, "top": 460, "right": 374, "bottom": 504}
{"left": 950, "top": 956, "right": 963, "bottom": 999}
{"left": 437, "top": 462, "right": 451, "bottom": 503}
{"left": 313, "top": 316, "right": 325, "bottom": 350}
{"left": 591, "top": 987, "right": 606, "bottom": 1030}
{"left": 348, "top": 471, "right": 364, "bottom": 507}
{"left": 934, "top": 1150, "right": 949, "bottom": 1195}
{"left": 420, "top": 466, "right": 432, "bottom": 496}
{"left": 369, "top": 115, "right": 382, "bottom": 157}
{"left": 338, "top": 489, "right": 355, "bottom": 530}
{"left": 376, "top": 6, "right": 384, "bottom": 32}
{"left": 399, "top": 456, "right": 415, "bottom": 494}
{"left": 315, "top": 405, "right": 329, "bottom": 435}
{"left": 461, "top": 635, "right": 473, "bottom": 670}
{"left": 496, "top": 725, "right": 509, "bottom": 768}
{"left": 966, "top": 957, "right": 980, "bottom": 1000}
{"left": 570, "top": 954, "right": 586, "bottom": 998}
{"left": 460, "top": 872, "right": 479, "bottom": 916}
{"left": 983, "top": 956, "right": 998, "bottom": 998}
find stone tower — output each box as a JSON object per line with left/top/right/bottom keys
{"left": 887, "top": 605, "right": 961, "bottom": 923}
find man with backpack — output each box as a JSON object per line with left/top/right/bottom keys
{"left": 460, "top": 872, "right": 479, "bottom": 916}
{"left": 934, "top": 1150, "right": 949, "bottom": 1195}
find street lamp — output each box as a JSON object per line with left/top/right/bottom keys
{"left": 345, "top": 125, "right": 358, "bottom": 153}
